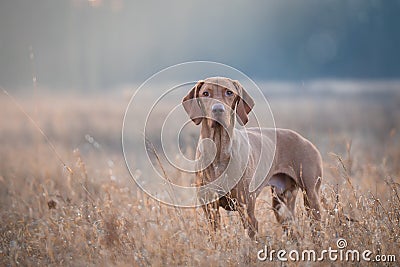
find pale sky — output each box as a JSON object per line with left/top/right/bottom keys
{"left": 1, "top": 0, "right": 399, "bottom": 90}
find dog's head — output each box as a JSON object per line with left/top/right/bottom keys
{"left": 182, "top": 77, "right": 254, "bottom": 129}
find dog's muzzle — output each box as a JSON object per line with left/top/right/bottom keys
{"left": 212, "top": 103, "right": 225, "bottom": 115}
{"left": 211, "top": 103, "right": 226, "bottom": 128}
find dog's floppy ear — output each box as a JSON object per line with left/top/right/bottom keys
{"left": 182, "top": 80, "right": 204, "bottom": 125}
{"left": 232, "top": 80, "right": 254, "bottom": 125}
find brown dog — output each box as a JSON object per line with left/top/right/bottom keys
{"left": 182, "top": 77, "right": 322, "bottom": 238}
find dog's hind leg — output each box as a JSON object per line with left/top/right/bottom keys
{"left": 302, "top": 176, "right": 322, "bottom": 221}
{"left": 301, "top": 175, "right": 323, "bottom": 240}
{"left": 269, "top": 174, "right": 298, "bottom": 227}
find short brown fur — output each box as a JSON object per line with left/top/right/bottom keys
{"left": 182, "top": 77, "right": 323, "bottom": 239}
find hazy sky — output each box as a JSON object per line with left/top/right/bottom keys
{"left": 1, "top": 0, "right": 399, "bottom": 90}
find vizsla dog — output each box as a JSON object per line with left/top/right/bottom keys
{"left": 182, "top": 77, "right": 322, "bottom": 239}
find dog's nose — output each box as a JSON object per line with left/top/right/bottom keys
{"left": 212, "top": 103, "right": 225, "bottom": 114}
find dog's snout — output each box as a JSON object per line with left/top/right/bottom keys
{"left": 212, "top": 103, "right": 225, "bottom": 114}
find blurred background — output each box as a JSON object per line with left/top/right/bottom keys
{"left": 0, "top": 0, "right": 399, "bottom": 188}
{"left": 1, "top": 0, "right": 399, "bottom": 185}
{"left": 1, "top": 0, "right": 399, "bottom": 90}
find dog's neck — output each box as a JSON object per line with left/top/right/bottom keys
{"left": 199, "top": 121, "right": 233, "bottom": 166}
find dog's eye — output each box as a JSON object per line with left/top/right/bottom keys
{"left": 225, "top": 90, "right": 234, "bottom": 96}
{"left": 202, "top": 91, "right": 210, "bottom": 97}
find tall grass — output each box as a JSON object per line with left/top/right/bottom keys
{"left": 0, "top": 89, "right": 399, "bottom": 266}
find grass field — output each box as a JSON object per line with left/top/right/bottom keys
{"left": 1, "top": 81, "right": 399, "bottom": 266}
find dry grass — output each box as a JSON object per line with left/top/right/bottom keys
{"left": 0, "top": 86, "right": 399, "bottom": 266}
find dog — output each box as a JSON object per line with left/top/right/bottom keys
{"left": 182, "top": 77, "right": 323, "bottom": 239}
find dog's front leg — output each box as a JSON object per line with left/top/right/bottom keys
{"left": 237, "top": 196, "right": 258, "bottom": 240}
{"left": 202, "top": 201, "right": 221, "bottom": 232}
{"left": 246, "top": 195, "right": 259, "bottom": 239}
